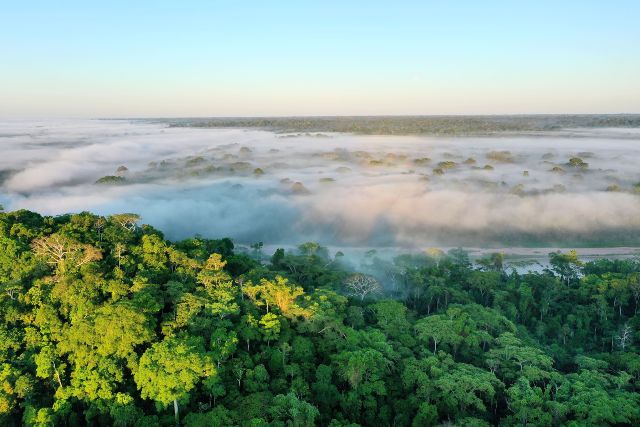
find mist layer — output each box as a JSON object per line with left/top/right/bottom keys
{"left": 2, "top": 119, "right": 640, "bottom": 248}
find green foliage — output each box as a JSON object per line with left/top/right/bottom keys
{"left": 171, "top": 115, "right": 640, "bottom": 136}
{"left": 95, "top": 175, "right": 126, "bottom": 185}
{"left": 134, "top": 335, "right": 215, "bottom": 406}
{"left": 567, "top": 157, "right": 589, "bottom": 169}
{"left": 1, "top": 209, "right": 640, "bottom": 425}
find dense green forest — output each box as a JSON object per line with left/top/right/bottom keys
{"left": 1, "top": 209, "right": 640, "bottom": 426}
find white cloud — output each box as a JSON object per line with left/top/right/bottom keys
{"left": 3, "top": 119, "right": 640, "bottom": 248}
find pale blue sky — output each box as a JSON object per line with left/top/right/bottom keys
{"left": 2, "top": 1, "right": 639, "bottom": 117}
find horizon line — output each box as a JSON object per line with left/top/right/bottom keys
{"left": 107, "top": 112, "right": 640, "bottom": 120}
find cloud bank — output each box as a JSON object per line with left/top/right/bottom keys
{"left": 3, "top": 119, "right": 640, "bottom": 249}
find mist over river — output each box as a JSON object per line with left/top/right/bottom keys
{"left": 3, "top": 119, "right": 640, "bottom": 263}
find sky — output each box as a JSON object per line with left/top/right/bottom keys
{"left": 1, "top": 1, "right": 639, "bottom": 117}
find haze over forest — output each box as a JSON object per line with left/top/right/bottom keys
{"left": 3, "top": 116, "right": 640, "bottom": 252}
{"left": 4, "top": 116, "right": 640, "bottom": 426}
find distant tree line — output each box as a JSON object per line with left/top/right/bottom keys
{"left": 166, "top": 114, "right": 640, "bottom": 136}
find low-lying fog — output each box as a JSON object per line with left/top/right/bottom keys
{"left": 3, "top": 119, "right": 640, "bottom": 259}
